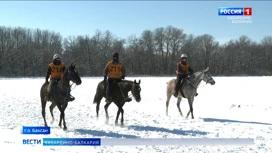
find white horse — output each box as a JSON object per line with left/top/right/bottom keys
{"left": 166, "top": 67, "right": 215, "bottom": 119}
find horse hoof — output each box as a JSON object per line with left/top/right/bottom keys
{"left": 63, "top": 127, "right": 67, "bottom": 131}
{"left": 50, "top": 120, "right": 54, "bottom": 125}
{"left": 115, "top": 121, "right": 118, "bottom": 126}
{"left": 105, "top": 120, "right": 109, "bottom": 124}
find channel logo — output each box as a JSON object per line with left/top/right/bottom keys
{"left": 218, "top": 7, "right": 252, "bottom": 16}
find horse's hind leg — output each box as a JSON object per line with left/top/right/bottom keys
{"left": 41, "top": 98, "right": 48, "bottom": 126}
{"left": 177, "top": 98, "right": 183, "bottom": 116}
{"left": 49, "top": 103, "right": 56, "bottom": 124}
{"left": 104, "top": 102, "right": 111, "bottom": 124}
{"left": 115, "top": 108, "right": 121, "bottom": 125}
{"left": 94, "top": 93, "right": 103, "bottom": 118}
{"left": 166, "top": 93, "right": 172, "bottom": 116}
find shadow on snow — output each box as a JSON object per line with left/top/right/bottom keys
{"left": 74, "top": 129, "right": 139, "bottom": 138}
{"left": 201, "top": 118, "right": 272, "bottom": 125}
{"left": 127, "top": 125, "right": 208, "bottom": 136}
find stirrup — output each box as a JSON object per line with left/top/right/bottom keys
{"left": 67, "top": 96, "right": 75, "bottom": 102}
{"left": 195, "top": 93, "right": 198, "bottom": 97}
{"left": 125, "top": 97, "right": 132, "bottom": 102}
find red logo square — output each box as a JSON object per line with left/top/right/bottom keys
{"left": 244, "top": 8, "right": 252, "bottom": 16}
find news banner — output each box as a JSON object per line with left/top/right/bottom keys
{"left": 21, "top": 126, "right": 255, "bottom": 146}
{"left": 218, "top": 7, "right": 252, "bottom": 24}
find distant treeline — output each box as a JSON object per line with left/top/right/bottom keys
{"left": 0, "top": 26, "right": 271, "bottom": 77}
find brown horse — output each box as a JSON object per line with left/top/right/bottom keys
{"left": 93, "top": 79, "right": 141, "bottom": 125}
{"left": 40, "top": 63, "right": 82, "bottom": 130}
{"left": 166, "top": 67, "right": 215, "bottom": 119}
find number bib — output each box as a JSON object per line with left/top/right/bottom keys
{"left": 49, "top": 63, "right": 65, "bottom": 79}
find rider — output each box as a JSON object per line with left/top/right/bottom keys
{"left": 174, "top": 54, "right": 198, "bottom": 97}
{"left": 45, "top": 54, "right": 74, "bottom": 102}
{"left": 103, "top": 52, "right": 131, "bottom": 103}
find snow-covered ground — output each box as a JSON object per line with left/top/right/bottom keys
{"left": 0, "top": 76, "right": 272, "bottom": 153}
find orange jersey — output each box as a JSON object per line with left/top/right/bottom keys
{"left": 49, "top": 63, "right": 65, "bottom": 79}
{"left": 176, "top": 62, "right": 190, "bottom": 75}
{"left": 104, "top": 61, "right": 125, "bottom": 78}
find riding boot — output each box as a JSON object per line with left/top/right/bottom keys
{"left": 105, "top": 86, "right": 111, "bottom": 103}
{"left": 174, "top": 85, "right": 179, "bottom": 97}
{"left": 67, "top": 94, "right": 75, "bottom": 102}
{"left": 124, "top": 97, "right": 132, "bottom": 102}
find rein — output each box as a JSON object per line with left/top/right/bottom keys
{"left": 118, "top": 81, "right": 133, "bottom": 102}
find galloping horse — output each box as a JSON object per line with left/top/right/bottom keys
{"left": 166, "top": 67, "right": 215, "bottom": 119}
{"left": 40, "top": 63, "right": 82, "bottom": 130}
{"left": 93, "top": 79, "right": 141, "bottom": 125}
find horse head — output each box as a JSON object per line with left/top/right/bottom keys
{"left": 203, "top": 67, "right": 215, "bottom": 85}
{"left": 67, "top": 63, "right": 82, "bottom": 85}
{"left": 132, "top": 79, "right": 141, "bottom": 102}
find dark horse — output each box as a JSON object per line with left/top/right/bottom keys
{"left": 93, "top": 79, "right": 141, "bottom": 125}
{"left": 40, "top": 63, "right": 82, "bottom": 130}
{"left": 166, "top": 67, "right": 215, "bottom": 119}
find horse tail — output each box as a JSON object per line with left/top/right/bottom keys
{"left": 93, "top": 93, "right": 98, "bottom": 104}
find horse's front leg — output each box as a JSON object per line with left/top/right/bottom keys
{"left": 186, "top": 97, "right": 194, "bottom": 119}
{"left": 104, "top": 102, "right": 111, "bottom": 124}
{"left": 120, "top": 107, "right": 124, "bottom": 125}
{"left": 61, "top": 103, "right": 68, "bottom": 130}
{"left": 56, "top": 103, "right": 68, "bottom": 130}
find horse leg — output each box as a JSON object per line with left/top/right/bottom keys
{"left": 166, "top": 92, "right": 172, "bottom": 116}
{"left": 186, "top": 97, "right": 194, "bottom": 119}
{"left": 41, "top": 98, "right": 48, "bottom": 126}
{"left": 115, "top": 108, "right": 121, "bottom": 125}
{"left": 104, "top": 102, "right": 111, "bottom": 124}
{"left": 177, "top": 97, "right": 183, "bottom": 116}
{"left": 120, "top": 107, "right": 124, "bottom": 125}
{"left": 56, "top": 104, "right": 63, "bottom": 128}
{"left": 96, "top": 100, "right": 101, "bottom": 118}
{"left": 94, "top": 93, "right": 103, "bottom": 118}
{"left": 61, "top": 103, "right": 68, "bottom": 130}
{"left": 49, "top": 103, "right": 56, "bottom": 125}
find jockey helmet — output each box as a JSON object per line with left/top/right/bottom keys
{"left": 113, "top": 52, "right": 119, "bottom": 58}
{"left": 53, "top": 54, "right": 61, "bottom": 60}
{"left": 181, "top": 54, "right": 187, "bottom": 59}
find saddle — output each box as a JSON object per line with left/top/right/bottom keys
{"left": 175, "top": 74, "right": 198, "bottom": 98}
{"left": 175, "top": 78, "right": 187, "bottom": 98}
{"left": 50, "top": 80, "right": 74, "bottom": 102}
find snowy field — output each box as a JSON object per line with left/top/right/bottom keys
{"left": 0, "top": 76, "right": 272, "bottom": 153}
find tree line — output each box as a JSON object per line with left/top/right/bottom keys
{"left": 0, "top": 26, "right": 271, "bottom": 77}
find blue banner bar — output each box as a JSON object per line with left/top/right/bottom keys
{"left": 22, "top": 126, "right": 50, "bottom": 135}
{"left": 100, "top": 138, "right": 254, "bottom": 146}
{"left": 218, "top": 7, "right": 244, "bottom": 16}
{"left": 43, "top": 138, "right": 101, "bottom": 146}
